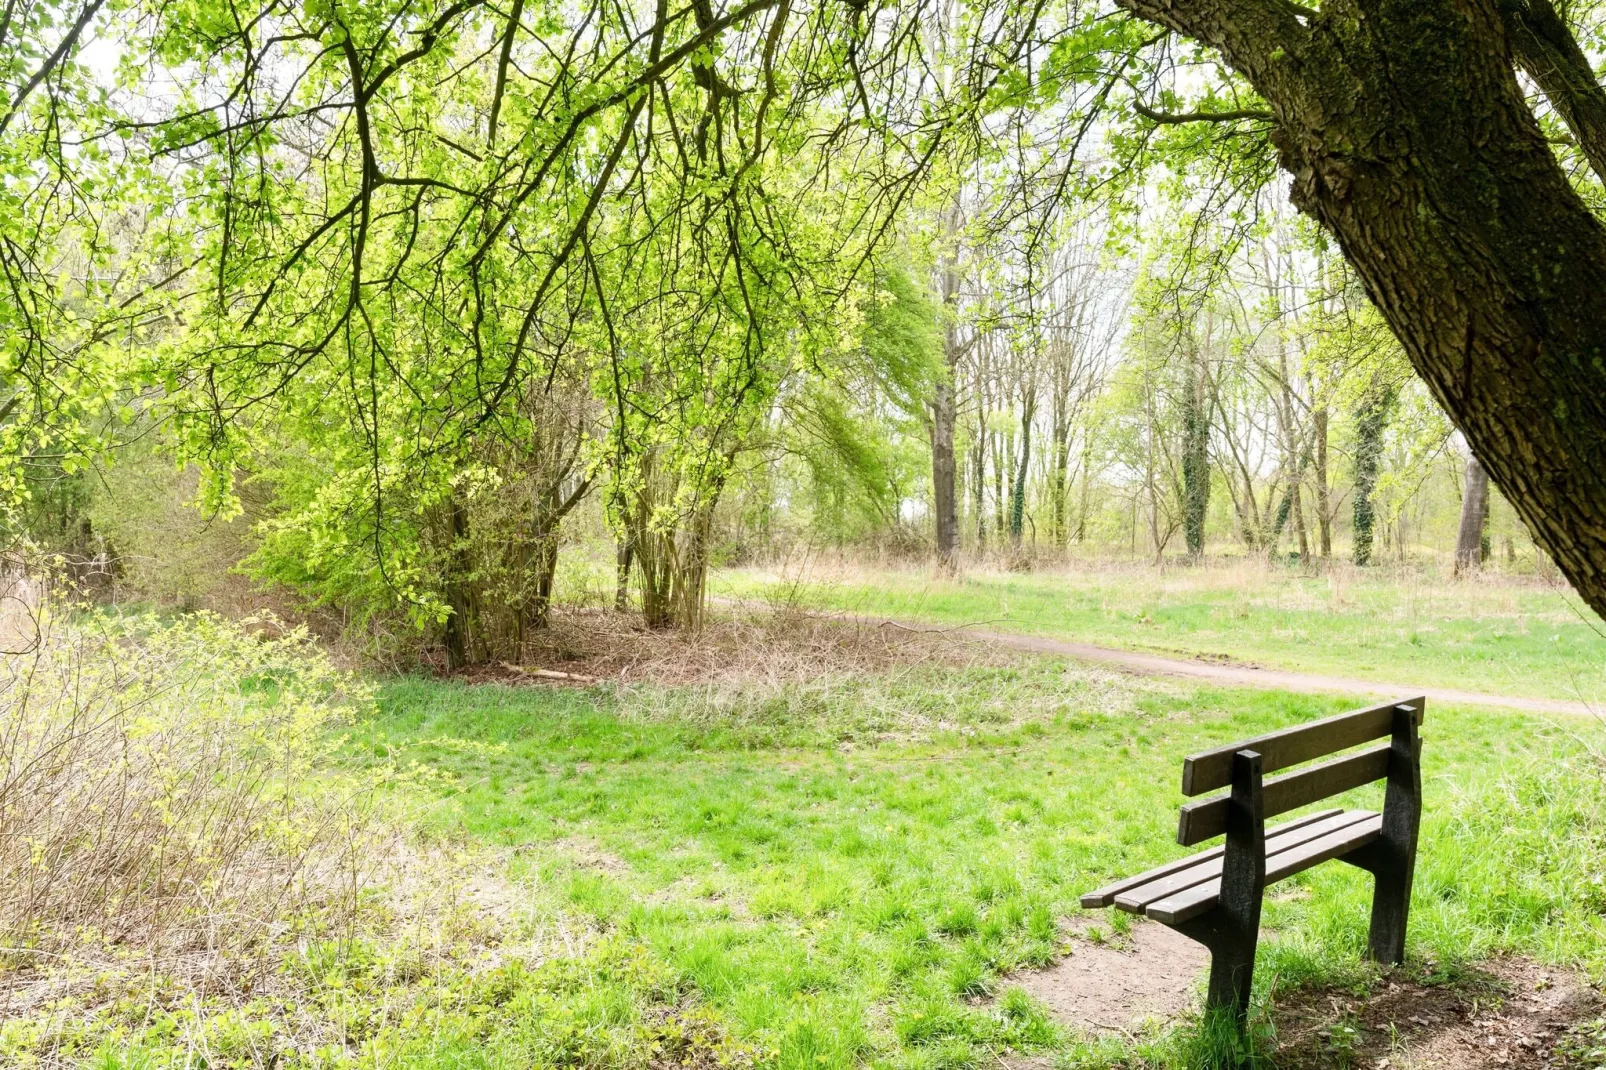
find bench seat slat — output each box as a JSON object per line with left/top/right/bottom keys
{"left": 1077, "top": 808, "right": 1343, "bottom": 909}
{"left": 1145, "top": 812, "right": 1383, "bottom": 925}
{"left": 1181, "top": 698, "right": 1424, "bottom": 796}
{"left": 1112, "top": 809, "right": 1376, "bottom": 912}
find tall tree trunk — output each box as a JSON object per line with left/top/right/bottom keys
{"left": 1050, "top": 379, "right": 1072, "bottom": 547}
{"left": 1293, "top": 481, "right": 1310, "bottom": 561}
{"left": 630, "top": 459, "right": 676, "bottom": 630}
{"left": 1313, "top": 406, "right": 1332, "bottom": 558}
{"left": 1008, "top": 390, "right": 1035, "bottom": 548}
{"left": 615, "top": 535, "right": 632, "bottom": 612}
{"left": 1051, "top": 431, "right": 1070, "bottom": 548}
{"left": 1456, "top": 453, "right": 1491, "bottom": 575}
{"left": 1266, "top": 444, "right": 1314, "bottom": 557}
{"left": 1352, "top": 386, "right": 1391, "bottom": 566}
{"left": 1075, "top": 435, "right": 1092, "bottom": 543}
{"left": 1180, "top": 347, "right": 1211, "bottom": 559}
{"left": 992, "top": 430, "right": 1007, "bottom": 545}
{"left": 971, "top": 415, "right": 987, "bottom": 549}
{"left": 1119, "top": 0, "right": 1606, "bottom": 616}
{"left": 931, "top": 199, "right": 962, "bottom": 565}
{"left": 931, "top": 379, "right": 958, "bottom": 561}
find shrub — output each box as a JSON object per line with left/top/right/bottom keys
{"left": 0, "top": 595, "right": 376, "bottom": 964}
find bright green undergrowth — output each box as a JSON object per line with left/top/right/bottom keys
{"left": 23, "top": 652, "right": 1606, "bottom": 1068}
{"left": 713, "top": 561, "right": 1606, "bottom": 703}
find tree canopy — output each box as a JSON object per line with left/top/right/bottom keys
{"left": 3, "top": 0, "right": 1605, "bottom": 649}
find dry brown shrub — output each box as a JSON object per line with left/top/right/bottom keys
{"left": 0, "top": 574, "right": 379, "bottom": 979}
{"left": 499, "top": 602, "right": 1015, "bottom": 688}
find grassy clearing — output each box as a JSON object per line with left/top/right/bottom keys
{"left": 713, "top": 558, "right": 1606, "bottom": 703}
{"left": 342, "top": 653, "right": 1606, "bottom": 1067}
{"left": 11, "top": 611, "right": 1606, "bottom": 1068}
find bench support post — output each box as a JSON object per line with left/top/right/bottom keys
{"left": 1362, "top": 702, "right": 1421, "bottom": 964}
{"left": 1176, "top": 748, "right": 1265, "bottom": 1027}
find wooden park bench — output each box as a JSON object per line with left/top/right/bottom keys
{"left": 1080, "top": 697, "right": 1425, "bottom": 1026}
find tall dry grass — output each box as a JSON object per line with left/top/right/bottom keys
{"left": 0, "top": 571, "right": 378, "bottom": 976}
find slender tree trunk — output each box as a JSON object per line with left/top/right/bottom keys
{"left": 1181, "top": 345, "right": 1211, "bottom": 559}
{"left": 631, "top": 461, "right": 676, "bottom": 630}
{"left": 1050, "top": 382, "right": 1071, "bottom": 547}
{"left": 614, "top": 535, "right": 632, "bottom": 612}
{"left": 1118, "top": 0, "right": 1606, "bottom": 615}
{"left": 1455, "top": 453, "right": 1491, "bottom": 575}
{"left": 1266, "top": 445, "right": 1313, "bottom": 557}
{"left": 1008, "top": 390, "right": 1035, "bottom": 548}
{"left": 1314, "top": 407, "right": 1332, "bottom": 558}
{"left": 992, "top": 430, "right": 1006, "bottom": 545}
{"left": 971, "top": 416, "right": 987, "bottom": 549}
{"left": 931, "top": 379, "right": 958, "bottom": 560}
{"left": 1075, "top": 435, "right": 1092, "bottom": 544}
{"left": 931, "top": 199, "right": 962, "bottom": 564}
{"left": 1293, "top": 482, "right": 1310, "bottom": 561}
{"left": 1051, "top": 432, "right": 1070, "bottom": 548}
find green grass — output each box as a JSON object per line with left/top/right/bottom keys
{"left": 713, "top": 560, "right": 1606, "bottom": 703}
{"left": 31, "top": 651, "right": 1606, "bottom": 1067}
{"left": 356, "top": 666, "right": 1606, "bottom": 1066}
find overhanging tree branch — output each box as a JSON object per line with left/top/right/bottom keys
{"left": 1132, "top": 100, "right": 1273, "bottom": 124}
{"left": 1504, "top": 0, "right": 1606, "bottom": 185}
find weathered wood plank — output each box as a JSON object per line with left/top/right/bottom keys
{"left": 1112, "top": 810, "right": 1374, "bottom": 912}
{"left": 1181, "top": 698, "right": 1425, "bottom": 796}
{"left": 1146, "top": 813, "right": 1384, "bottom": 925}
{"left": 1177, "top": 743, "right": 1391, "bottom": 846}
{"left": 1078, "top": 808, "right": 1342, "bottom": 908}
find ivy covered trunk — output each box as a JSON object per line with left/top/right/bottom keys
{"left": 1121, "top": 0, "right": 1606, "bottom": 614}
{"left": 1351, "top": 388, "right": 1390, "bottom": 566}
{"left": 1007, "top": 389, "right": 1035, "bottom": 552}
{"left": 1180, "top": 345, "right": 1211, "bottom": 559}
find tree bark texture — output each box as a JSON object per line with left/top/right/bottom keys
{"left": 1455, "top": 452, "right": 1491, "bottom": 574}
{"left": 1181, "top": 347, "right": 1211, "bottom": 558}
{"left": 1352, "top": 385, "right": 1390, "bottom": 565}
{"left": 1008, "top": 389, "right": 1035, "bottom": 548}
{"left": 615, "top": 536, "right": 633, "bottom": 611}
{"left": 1314, "top": 407, "right": 1332, "bottom": 558}
{"left": 1118, "top": 0, "right": 1606, "bottom": 615}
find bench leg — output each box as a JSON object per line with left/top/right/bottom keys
{"left": 1206, "top": 931, "right": 1257, "bottom": 1020}
{"left": 1173, "top": 748, "right": 1266, "bottom": 1029}
{"left": 1172, "top": 903, "right": 1261, "bottom": 1028}
{"left": 1343, "top": 840, "right": 1412, "bottom": 965}
{"left": 1344, "top": 703, "right": 1422, "bottom": 966}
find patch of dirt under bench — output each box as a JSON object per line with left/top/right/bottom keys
{"left": 1000, "top": 918, "right": 1602, "bottom": 1069}
{"left": 1273, "top": 956, "right": 1603, "bottom": 1069}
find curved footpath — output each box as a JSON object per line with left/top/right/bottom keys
{"left": 833, "top": 610, "right": 1601, "bottom": 717}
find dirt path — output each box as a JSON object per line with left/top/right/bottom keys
{"left": 821, "top": 610, "right": 1601, "bottom": 717}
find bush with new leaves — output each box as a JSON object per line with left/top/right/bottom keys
{"left": 0, "top": 594, "right": 375, "bottom": 961}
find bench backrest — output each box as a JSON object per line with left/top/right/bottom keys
{"left": 1176, "top": 697, "right": 1425, "bottom": 845}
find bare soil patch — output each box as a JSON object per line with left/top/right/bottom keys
{"left": 450, "top": 607, "right": 1027, "bottom": 688}
{"left": 1005, "top": 918, "right": 1209, "bottom": 1035}
{"left": 1272, "top": 958, "right": 1603, "bottom": 1069}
